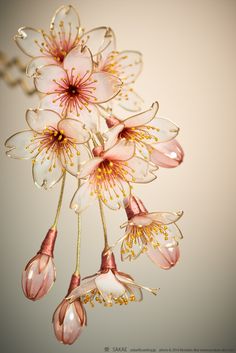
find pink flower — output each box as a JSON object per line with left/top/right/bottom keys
{"left": 96, "top": 33, "right": 144, "bottom": 111}
{"left": 104, "top": 102, "right": 182, "bottom": 167}
{"left": 22, "top": 228, "right": 57, "bottom": 301}
{"left": 14, "top": 5, "right": 115, "bottom": 77}
{"left": 67, "top": 250, "right": 157, "bottom": 307}
{"left": 34, "top": 44, "right": 122, "bottom": 122}
{"left": 5, "top": 109, "right": 90, "bottom": 189}
{"left": 120, "top": 195, "right": 183, "bottom": 264}
{"left": 53, "top": 274, "right": 87, "bottom": 345}
{"left": 70, "top": 139, "right": 157, "bottom": 212}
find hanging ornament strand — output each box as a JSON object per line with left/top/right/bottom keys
{"left": 74, "top": 179, "right": 81, "bottom": 276}
{"left": 51, "top": 172, "right": 66, "bottom": 230}
{"left": 98, "top": 198, "right": 109, "bottom": 251}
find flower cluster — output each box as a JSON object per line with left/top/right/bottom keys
{"left": 5, "top": 5, "right": 184, "bottom": 345}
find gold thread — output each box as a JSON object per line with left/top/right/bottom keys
{"left": 51, "top": 172, "right": 66, "bottom": 229}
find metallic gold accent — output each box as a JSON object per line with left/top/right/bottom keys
{"left": 51, "top": 172, "right": 66, "bottom": 229}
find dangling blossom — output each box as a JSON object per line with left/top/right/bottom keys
{"left": 149, "top": 139, "right": 184, "bottom": 168}
{"left": 34, "top": 44, "right": 122, "bottom": 131}
{"left": 104, "top": 102, "right": 182, "bottom": 165}
{"left": 5, "top": 109, "right": 90, "bottom": 189}
{"left": 67, "top": 249, "right": 158, "bottom": 307}
{"left": 53, "top": 274, "right": 87, "bottom": 345}
{"left": 14, "top": 5, "right": 116, "bottom": 77}
{"left": 96, "top": 32, "right": 144, "bottom": 112}
{"left": 22, "top": 228, "right": 57, "bottom": 301}
{"left": 70, "top": 138, "right": 157, "bottom": 212}
{"left": 120, "top": 195, "right": 183, "bottom": 262}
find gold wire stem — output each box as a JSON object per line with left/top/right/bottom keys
{"left": 74, "top": 180, "right": 81, "bottom": 276}
{"left": 51, "top": 173, "right": 66, "bottom": 229}
{"left": 98, "top": 198, "right": 109, "bottom": 250}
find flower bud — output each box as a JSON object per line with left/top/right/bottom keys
{"left": 22, "top": 228, "right": 57, "bottom": 301}
{"left": 147, "top": 244, "right": 180, "bottom": 269}
{"left": 150, "top": 139, "right": 184, "bottom": 168}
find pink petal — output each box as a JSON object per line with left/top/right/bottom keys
{"left": 14, "top": 27, "right": 46, "bottom": 57}
{"left": 88, "top": 72, "right": 122, "bottom": 103}
{"left": 78, "top": 157, "right": 104, "bottom": 178}
{"left": 124, "top": 102, "right": 159, "bottom": 128}
{"left": 26, "top": 109, "right": 61, "bottom": 132}
{"left": 103, "top": 139, "right": 135, "bottom": 161}
{"left": 50, "top": 5, "right": 80, "bottom": 49}
{"left": 150, "top": 139, "right": 184, "bottom": 168}
{"left": 147, "top": 244, "right": 180, "bottom": 270}
{"left": 39, "top": 93, "right": 63, "bottom": 115}
{"left": 26, "top": 56, "right": 57, "bottom": 77}
{"left": 57, "top": 118, "right": 90, "bottom": 143}
{"left": 131, "top": 215, "right": 152, "bottom": 226}
{"left": 63, "top": 45, "right": 93, "bottom": 83}
{"left": 34, "top": 64, "right": 67, "bottom": 93}
{"left": 103, "top": 123, "right": 125, "bottom": 150}
{"left": 68, "top": 278, "right": 97, "bottom": 301}
{"left": 81, "top": 27, "right": 116, "bottom": 56}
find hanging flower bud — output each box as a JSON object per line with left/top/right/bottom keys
{"left": 150, "top": 139, "right": 184, "bottom": 168}
{"left": 146, "top": 243, "right": 180, "bottom": 270}
{"left": 22, "top": 228, "right": 57, "bottom": 301}
{"left": 53, "top": 274, "right": 87, "bottom": 345}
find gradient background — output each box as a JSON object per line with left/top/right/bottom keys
{"left": 0, "top": 0, "right": 235, "bottom": 352}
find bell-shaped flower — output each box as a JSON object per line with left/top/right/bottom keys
{"left": 67, "top": 250, "right": 158, "bottom": 307}
{"left": 34, "top": 45, "right": 122, "bottom": 128}
{"left": 14, "top": 5, "right": 116, "bottom": 77}
{"left": 22, "top": 228, "right": 57, "bottom": 300}
{"left": 96, "top": 32, "right": 143, "bottom": 112}
{"left": 104, "top": 102, "right": 182, "bottom": 167}
{"left": 70, "top": 138, "right": 157, "bottom": 212}
{"left": 120, "top": 195, "right": 183, "bottom": 262}
{"left": 53, "top": 274, "right": 87, "bottom": 345}
{"left": 5, "top": 109, "right": 90, "bottom": 189}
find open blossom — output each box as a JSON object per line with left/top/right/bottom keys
{"left": 53, "top": 274, "right": 87, "bottom": 345}
{"left": 120, "top": 195, "right": 183, "bottom": 261}
{"left": 14, "top": 5, "right": 115, "bottom": 77}
{"left": 104, "top": 102, "right": 181, "bottom": 166}
{"left": 34, "top": 44, "right": 122, "bottom": 123}
{"left": 96, "top": 32, "right": 143, "bottom": 112}
{"left": 5, "top": 109, "right": 90, "bottom": 189}
{"left": 67, "top": 250, "right": 157, "bottom": 307}
{"left": 22, "top": 228, "right": 57, "bottom": 301}
{"left": 70, "top": 138, "right": 157, "bottom": 212}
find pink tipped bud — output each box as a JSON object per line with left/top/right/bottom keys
{"left": 22, "top": 228, "right": 57, "bottom": 301}
{"left": 147, "top": 244, "right": 180, "bottom": 270}
{"left": 124, "top": 195, "right": 148, "bottom": 220}
{"left": 150, "top": 139, "right": 184, "bottom": 168}
{"left": 106, "top": 116, "right": 120, "bottom": 128}
{"left": 53, "top": 274, "right": 87, "bottom": 345}
{"left": 92, "top": 145, "right": 104, "bottom": 157}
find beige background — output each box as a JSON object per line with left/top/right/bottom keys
{"left": 0, "top": 0, "right": 235, "bottom": 352}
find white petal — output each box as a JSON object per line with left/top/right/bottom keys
{"left": 63, "top": 45, "right": 93, "bottom": 82}
{"left": 98, "top": 178, "right": 131, "bottom": 210}
{"left": 117, "top": 88, "right": 144, "bottom": 112}
{"left": 122, "top": 157, "right": 157, "bottom": 183}
{"left": 26, "top": 56, "right": 57, "bottom": 77}
{"left": 34, "top": 65, "right": 67, "bottom": 93}
{"left": 50, "top": 5, "right": 80, "bottom": 48}
{"left": 148, "top": 211, "right": 184, "bottom": 225}
{"left": 103, "top": 124, "right": 125, "bottom": 150}
{"left": 124, "top": 102, "right": 159, "bottom": 128}
{"left": 39, "top": 93, "right": 63, "bottom": 115}
{"left": 33, "top": 151, "right": 63, "bottom": 189}
{"left": 57, "top": 118, "right": 90, "bottom": 143}
{"left": 68, "top": 277, "right": 97, "bottom": 301}
{"left": 81, "top": 27, "right": 116, "bottom": 56}
{"left": 78, "top": 157, "right": 103, "bottom": 178}
{"left": 70, "top": 181, "right": 96, "bottom": 213}
{"left": 14, "top": 27, "right": 46, "bottom": 57}
{"left": 68, "top": 104, "right": 99, "bottom": 133}
{"left": 89, "top": 72, "right": 122, "bottom": 103}
{"left": 61, "top": 144, "right": 90, "bottom": 176}
{"left": 143, "top": 117, "right": 179, "bottom": 144}
{"left": 26, "top": 109, "right": 61, "bottom": 132}
{"left": 5, "top": 131, "right": 37, "bottom": 159}
{"left": 95, "top": 270, "right": 126, "bottom": 300}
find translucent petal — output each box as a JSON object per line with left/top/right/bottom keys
{"left": 147, "top": 244, "right": 180, "bottom": 270}
{"left": 63, "top": 45, "right": 93, "bottom": 82}
{"left": 14, "top": 27, "right": 46, "bottom": 57}
{"left": 26, "top": 109, "right": 61, "bottom": 132}
{"left": 111, "top": 50, "right": 142, "bottom": 85}
{"left": 78, "top": 157, "right": 104, "bottom": 178}
{"left": 39, "top": 93, "right": 63, "bottom": 115}
{"left": 68, "top": 105, "right": 99, "bottom": 133}
{"left": 103, "top": 139, "right": 135, "bottom": 161}
{"left": 34, "top": 64, "right": 67, "bottom": 93}
{"left": 60, "top": 144, "right": 90, "bottom": 176}
{"left": 33, "top": 150, "right": 64, "bottom": 189}
{"left": 131, "top": 215, "right": 153, "bottom": 226}
{"left": 26, "top": 56, "right": 57, "bottom": 77}
{"left": 124, "top": 102, "right": 159, "bottom": 128}
{"left": 123, "top": 157, "right": 157, "bottom": 183}
{"left": 103, "top": 124, "right": 125, "bottom": 150}
{"left": 5, "top": 131, "right": 37, "bottom": 159}
{"left": 89, "top": 72, "right": 122, "bottom": 103}
{"left": 68, "top": 278, "right": 97, "bottom": 301}
{"left": 57, "top": 118, "right": 90, "bottom": 143}
{"left": 98, "top": 178, "right": 131, "bottom": 210}
{"left": 70, "top": 181, "right": 96, "bottom": 213}
{"left": 95, "top": 270, "right": 126, "bottom": 300}
{"left": 150, "top": 139, "right": 184, "bottom": 168}
{"left": 117, "top": 88, "right": 144, "bottom": 112}
{"left": 143, "top": 117, "right": 179, "bottom": 144}
{"left": 148, "top": 211, "right": 184, "bottom": 225}
{"left": 81, "top": 27, "right": 116, "bottom": 56}
{"left": 50, "top": 5, "right": 80, "bottom": 48}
